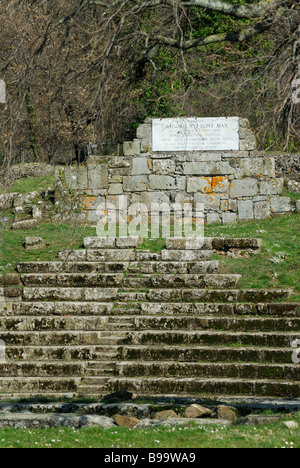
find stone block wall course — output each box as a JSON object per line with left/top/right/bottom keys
{"left": 56, "top": 118, "right": 296, "bottom": 224}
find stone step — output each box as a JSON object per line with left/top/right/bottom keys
{"left": 58, "top": 249, "right": 136, "bottom": 262}
{"left": 121, "top": 345, "right": 294, "bottom": 364}
{"left": 21, "top": 287, "right": 292, "bottom": 303}
{"left": 0, "top": 362, "right": 87, "bottom": 377}
{"left": 107, "top": 377, "right": 300, "bottom": 398}
{"left": 139, "top": 302, "right": 300, "bottom": 317}
{"left": 160, "top": 250, "right": 213, "bottom": 261}
{"left": 132, "top": 316, "right": 300, "bottom": 332}
{"left": 83, "top": 235, "right": 260, "bottom": 252}
{"left": 81, "top": 377, "right": 111, "bottom": 386}
{"left": 58, "top": 249, "right": 213, "bottom": 262}
{"left": 20, "top": 273, "right": 241, "bottom": 289}
{"left": 0, "top": 330, "right": 127, "bottom": 346}
{"left": 0, "top": 315, "right": 299, "bottom": 332}
{"left": 146, "top": 289, "right": 292, "bottom": 303}
{"left": 0, "top": 393, "right": 78, "bottom": 401}
{"left": 17, "top": 261, "right": 220, "bottom": 275}
{"left": 78, "top": 385, "right": 108, "bottom": 396}
{"left": 165, "top": 237, "right": 262, "bottom": 251}
{"left": 1, "top": 330, "right": 297, "bottom": 348}
{"left": 4, "top": 345, "right": 118, "bottom": 361}
{"left": 4, "top": 302, "right": 299, "bottom": 317}
{"left": 22, "top": 287, "right": 120, "bottom": 302}
{"left": 122, "top": 330, "right": 299, "bottom": 347}
{"left": 115, "top": 361, "right": 300, "bottom": 381}
{"left": 0, "top": 377, "right": 81, "bottom": 393}
{"left": 84, "top": 237, "right": 143, "bottom": 249}
{"left": 0, "top": 412, "right": 115, "bottom": 428}
{"left": 0, "top": 316, "right": 134, "bottom": 331}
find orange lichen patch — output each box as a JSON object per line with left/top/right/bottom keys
{"left": 203, "top": 177, "right": 213, "bottom": 194}
{"left": 83, "top": 195, "right": 96, "bottom": 210}
{"left": 257, "top": 174, "right": 263, "bottom": 179}
{"left": 212, "top": 176, "right": 229, "bottom": 192}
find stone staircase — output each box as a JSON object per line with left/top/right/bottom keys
{"left": 0, "top": 236, "right": 299, "bottom": 400}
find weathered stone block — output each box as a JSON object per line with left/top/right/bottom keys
{"left": 25, "top": 237, "right": 46, "bottom": 251}
{"left": 187, "top": 177, "right": 212, "bottom": 194}
{"left": 140, "top": 138, "right": 152, "bottom": 153}
{"left": 65, "top": 167, "right": 88, "bottom": 190}
{"left": 240, "top": 158, "right": 275, "bottom": 178}
{"left": 84, "top": 237, "right": 116, "bottom": 249}
{"left": 108, "top": 184, "right": 123, "bottom": 195}
{"left": 183, "top": 162, "right": 234, "bottom": 176}
{"left": 220, "top": 198, "right": 237, "bottom": 212}
{"left": 149, "top": 175, "right": 176, "bottom": 190}
{"left": 287, "top": 180, "right": 300, "bottom": 193}
{"left": 207, "top": 213, "right": 221, "bottom": 224}
{"left": 270, "top": 196, "right": 291, "bottom": 213}
{"left": 238, "top": 200, "right": 254, "bottom": 221}
{"left": 108, "top": 157, "right": 131, "bottom": 169}
{"left": 123, "top": 176, "right": 149, "bottom": 192}
{"left": 116, "top": 237, "right": 143, "bottom": 248}
{"left": 152, "top": 159, "right": 176, "bottom": 175}
{"left": 222, "top": 212, "right": 237, "bottom": 224}
{"left": 136, "top": 123, "right": 152, "bottom": 140}
{"left": 132, "top": 157, "right": 151, "bottom": 175}
{"left": 140, "top": 192, "right": 170, "bottom": 207}
{"left": 194, "top": 193, "right": 220, "bottom": 211}
{"left": 221, "top": 151, "right": 249, "bottom": 159}
{"left": 230, "top": 179, "right": 258, "bottom": 198}
{"left": 123, "top": 141, "right": 141, "bottom": 156}
{"left": 239, "top": 129, "right": 257, "bottom": 151}
{"left": 11, "top": 219, "right": 38, "bottom": 230}
{"left": 13, "top": 192, "right": 40, "bottom": 208}
{"left": 212, "top": 177, "right": 230, "bottom": 193}
{"left": 296, "top": 200, "right": 300, "bottom": 214}
{"left": 166, "top": 238, "right": 205, "bottom": 250}
{"left": 255, "top": 201, "right": 271, "bottom": 219}
{"left": 260, "top": 179, "right": 284, "bottom": 195}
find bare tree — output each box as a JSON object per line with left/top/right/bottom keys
{"left": 0, "top": 0, "right": 299, "bottom": 163}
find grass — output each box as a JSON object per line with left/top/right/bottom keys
{"left": 0, "top": 222, "right": 96, "bottom": 274}
{"left": 0, "top": 214, "right": 299, "bottom": 300}
{"left": 0, "top": 412, "right": 298, "bottom": 448}
{"left": 283, "top": 189, "right": 300, "bottom": 203}
{"left": 205, "top": 214, "right": 300, "bottom": 301}
{"left": 1, "top": 175, "right": 55, "bottom": 195}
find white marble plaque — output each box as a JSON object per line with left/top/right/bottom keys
{"left": 152, "top": 117, "right": 239, "bottom": 151}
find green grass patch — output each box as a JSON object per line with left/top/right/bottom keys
{"left": 0, "top": 412, "right": 298, "bottom": 448}
{"left": 2, "top": 175, "right": 56, "bottom": 194}
{"left": 205, "top": 214, "right": 300, "bottom": 301}
{"left": 283, "top": 189, "right": 300, "bottom": 203}
{"left": 0, "top": 222, "right": 96, "bottom": 274}
{"left": 0, "top": 214, "right": 299, "bottom": 300}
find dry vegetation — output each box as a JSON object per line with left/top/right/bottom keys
{"left": 0, "top": 0, "right": 299, "bottom": 165}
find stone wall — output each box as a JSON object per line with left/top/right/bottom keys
{"left": 273, "top": 153, "right": 300, "bottom": 181}
{"left": 56, "top": 118, "right": 296, "bottom": 225}
{"left": 0, "top": 163, "right": 54, "bottom": 187}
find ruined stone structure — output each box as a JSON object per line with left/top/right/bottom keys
{"left": 56, "top": 117, "right": 295, "bottom": 225}
{"left": 0, "top": 237, "right": 299, "bottom": 399}
{"left": 0, "top": 117, "right": 298, "bottom": 401}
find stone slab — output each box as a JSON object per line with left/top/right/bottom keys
{"left": 152, "top": 117, "right": 239, "bottom": 152}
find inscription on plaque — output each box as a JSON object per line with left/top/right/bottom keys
{"left": 152, "top": 117, "right": 239, "bottom": 151}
